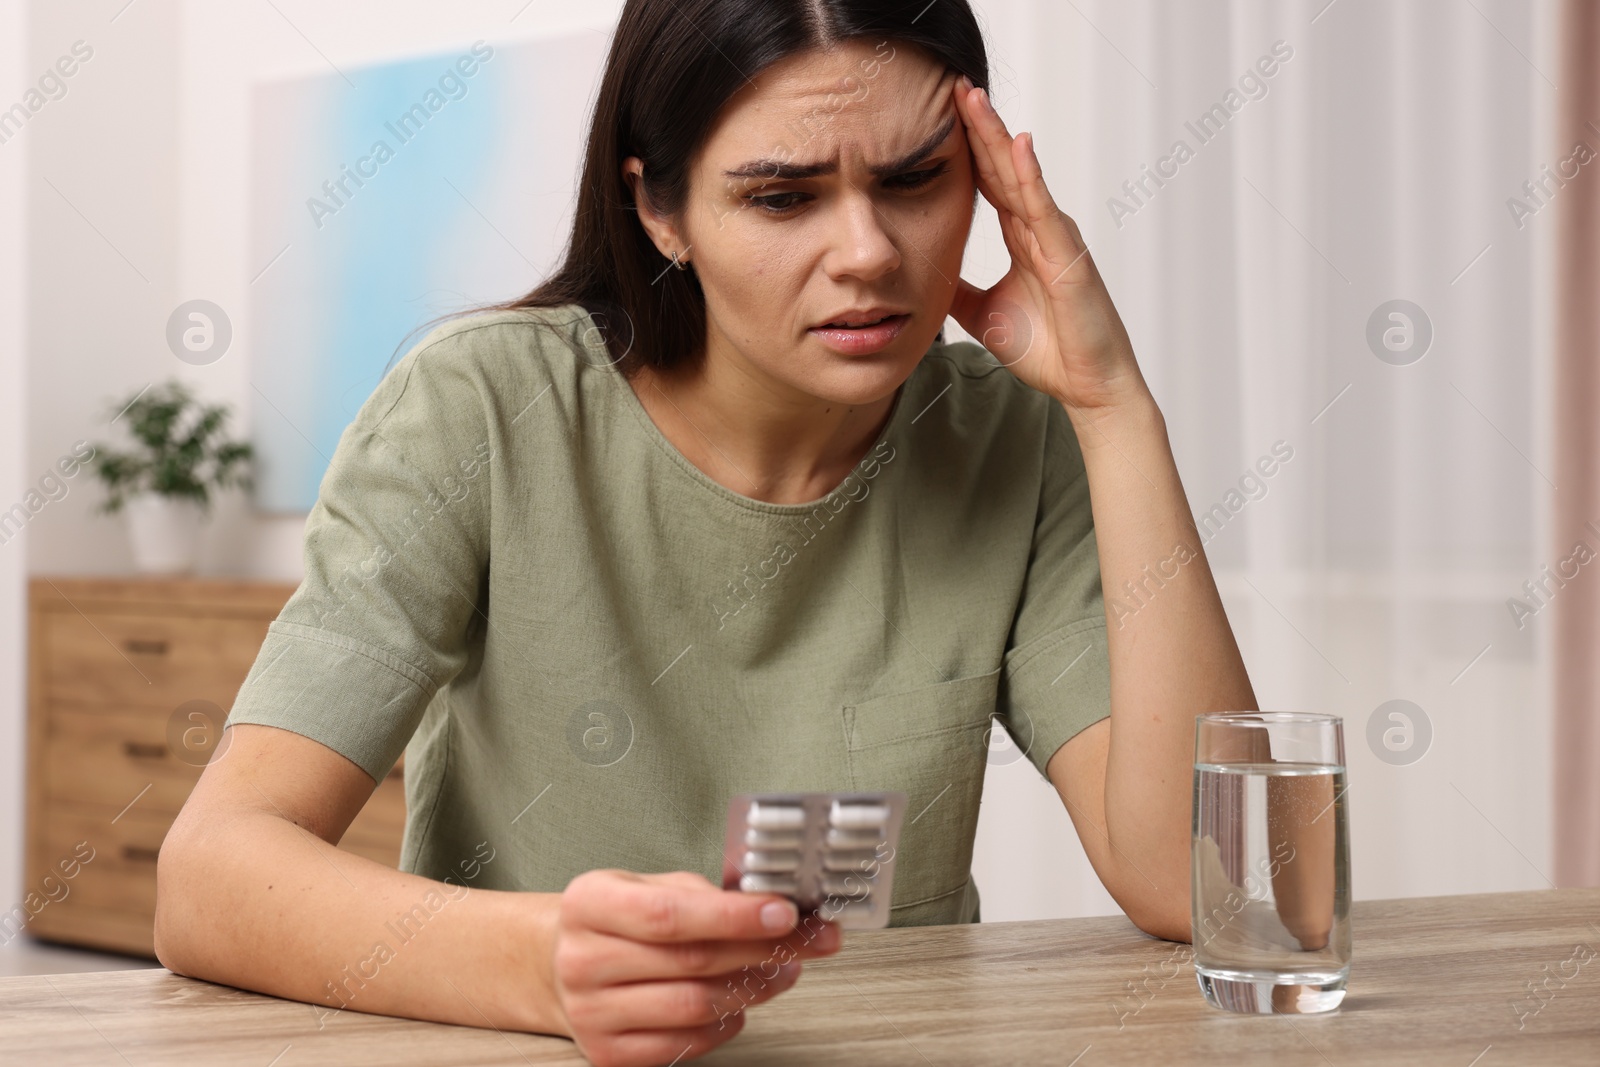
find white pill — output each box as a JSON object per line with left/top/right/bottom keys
{"left": 748, "top": 802, "right": 805, "bottom": 830}
{"left": 740, "top": 873, "right": 799, "bottom": 894}
{"left": 822, "top": 849, "right": 880, "bottom": 872}
{"left": 825, "top": 827, "right": 881, "bottom": 849}
{"left": 743, "top": 850, "right": 802, "bottom": 873}
{"left": 829, "top": 800, "right": 889, "bottom": 828}
{"left": 746, "top": 828, "right": 804, "bottom": 849}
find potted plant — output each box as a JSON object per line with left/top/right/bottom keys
{"left": 88, "top": 380, "right": 255, "bottom": 574}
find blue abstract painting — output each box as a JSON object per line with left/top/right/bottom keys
{"left": 249, "top": 33, "right": 606, "bottom": 512}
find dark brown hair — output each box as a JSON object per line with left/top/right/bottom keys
{"left": 492, "top": 0, "right": 989, "bottom": 377}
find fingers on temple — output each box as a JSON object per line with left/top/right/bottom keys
{"left": 958, "top": 83, "right": 1078, "bottom": 273}
{"left": 956, "top": 81, "right": 1020, "bottom": 214}
{"left": 1012, "top": 133, "right": 1080, "bottom": 268}
{"left": 968, "top": 87, "right": 1026, "bottom": 210}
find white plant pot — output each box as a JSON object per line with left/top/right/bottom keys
{"left": 123, "top": 494, "right": 207, "bottom": 574}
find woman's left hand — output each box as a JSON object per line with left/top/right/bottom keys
{"left": 949, "top": 77, "right": 1148, "bottom": 415}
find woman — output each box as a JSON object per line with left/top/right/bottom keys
{"left": 156, "top": 0, "right": 1256, "bottom": 1064}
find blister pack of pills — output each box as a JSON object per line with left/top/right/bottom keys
{"left": 721, "top": 791, "right": 907, "bottom": 929}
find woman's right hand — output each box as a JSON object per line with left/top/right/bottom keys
{"left": 550, "top": 869, "right": 845, "bottom": 1067}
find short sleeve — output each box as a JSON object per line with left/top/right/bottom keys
{"left": 226, "top": 332, "right": 495, "bottom": 783}
{"left": 994, "top": 395, "right": 1111, "bottom": 779}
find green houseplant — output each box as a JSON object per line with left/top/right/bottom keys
{"left": 88, "top": 380, "right": 254, "bottom": 574}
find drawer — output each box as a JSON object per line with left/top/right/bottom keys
{"left": 45, "top": 705, "right": 207, "bottom": 816}
{"left": 27, "top": 776, "right": 408, "bottom": 958}
{"left": 41, "top": 608, "right": 271, "bottom": 710}
{"left": 31, "top": 781, "right": 406, "bottom": 918}
{"left": 45, "top": 703, "right": 407, "bottom": 821}
{"left": 29, "top": 802, "right": 171, "bottom": 933}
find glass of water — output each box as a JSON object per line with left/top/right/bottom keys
{"left": 1192, "top": 712, "right": 1350, "bottom": 1014}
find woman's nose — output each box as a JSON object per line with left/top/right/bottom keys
{"left": 823, "top": 194, "right": 902, "bottom": 282}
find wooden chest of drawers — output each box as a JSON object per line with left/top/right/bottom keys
{"left": 23, "top": 576, "right": 407, "bottom": 958}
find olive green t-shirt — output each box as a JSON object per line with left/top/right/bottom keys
{"left": 226, "top": 305, "right": 1111, "bottom": 926}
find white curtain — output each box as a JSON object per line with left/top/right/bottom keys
{"left": 966, "top": 0, "right": 1558, "bottom": 919}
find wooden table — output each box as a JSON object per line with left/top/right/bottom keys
{"left": 4, "top": 888, "right": 1597, "bottom": 1065}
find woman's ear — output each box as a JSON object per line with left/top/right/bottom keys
{"left": 622, "top": 157, "right": 689, "bottom": 265}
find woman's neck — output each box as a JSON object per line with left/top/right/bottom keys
{"left": 627, "top": 335, "right": 899, "bottom": 506}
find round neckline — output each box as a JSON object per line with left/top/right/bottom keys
{"left": 581, "top": 309, "right": 918, "bottom": 517}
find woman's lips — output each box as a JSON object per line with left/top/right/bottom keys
{"left": 806, "top": 313, "right": 911, "bottom": 355}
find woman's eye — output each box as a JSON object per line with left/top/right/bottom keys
{"left": 742, "top": 163, "right": 948, "bottom": 215}
{"left": 885, "top": 162, "right": 950, "bottom": 190}
{"left": 748, "top": 191, "right": 809, "bottom": 213}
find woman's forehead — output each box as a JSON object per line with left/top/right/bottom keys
{"left": 701, "top": 41, "right": 957, "bottom": 169}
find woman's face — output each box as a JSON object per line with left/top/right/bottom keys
{"left": 643, "top": 41, "right": 976, "bottom": 407}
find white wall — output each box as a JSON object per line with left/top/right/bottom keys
{"left": 1, "top": 0, "right": 30, "bottom": 914}
{"left": 27, "top": 0, "right": 180, "bottom": 576}
{"left": 26, "top": 0, "right": 629, "bottom": 583}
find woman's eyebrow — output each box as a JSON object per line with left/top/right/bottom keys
{"left": 721, "top": 114, "right": 958, "bottom": 183}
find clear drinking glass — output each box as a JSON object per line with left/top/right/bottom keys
{"left": 1191, "top": 712, "right": 1351, "bottom": 1014}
